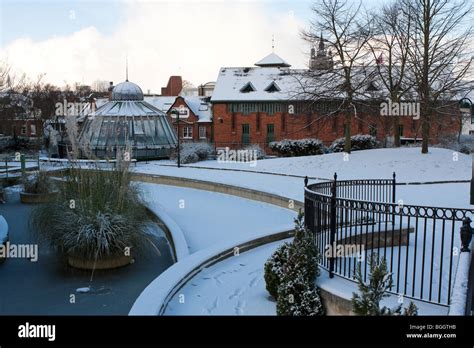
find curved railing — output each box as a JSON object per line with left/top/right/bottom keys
{"left": 304, "top": 174, "right": 474, "bottom": 306}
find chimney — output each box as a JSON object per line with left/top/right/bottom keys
{"left": 108, "top": 81, "right": 114, "bottom": 100}
{"left": 161, "top": 76, "right": 183, "bottom": 96}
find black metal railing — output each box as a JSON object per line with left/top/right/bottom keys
{"left": 304, "top": 173, "right": 474, "bottom": 306}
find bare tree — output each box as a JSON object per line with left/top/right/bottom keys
{"left": 403, "top": 0, "right": 473, "bottom": 153}
{"left": 368, "top": 0, "right": 414, "bottom": 147}
{"left": 91, "top": 80, "right": 110, "bottom": 93}
{"left": 301, "top": 0, "right": 374, "bottom": 153}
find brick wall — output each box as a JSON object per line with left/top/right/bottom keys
{"left": 212, "top": 103, "right": 460, "bottom": 150}
{"left": 166, "top": 96, "right": 212, "bottom": 143}
{"left": 161, "top": 76, "right": 183, "bottom": 97}
{"left": 0, "top": 119, "right": 43, "bottom": 138}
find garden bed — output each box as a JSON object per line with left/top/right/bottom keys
{"left": 20, "top": 191, "right": 58, "bottom": 204}
{"left": 68, "top": 254, "right": 133, "bottom": 270}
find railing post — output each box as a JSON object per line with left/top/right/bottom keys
{"left": 392, "top": 172, "right": 396, "bottom": 204}
{"left": 304, "top": 176, "right": 314, "bottom": 233}
{"left": 392, "top": 172, "right": 396, "bottom": 228}
{"left": 20, "top": 154, "right": 26, "bottom": 178}
{"left": 329, "top": 172, "right": 337, "bottom": 278}
{"left": 304, "top": 176, "right": 309, "bottom": 229}
{"left": 461, "top": 217, "right": 473, "bottom": 252}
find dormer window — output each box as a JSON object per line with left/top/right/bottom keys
{"left": 264, "top": 82, "right": 280, "bottom": 93}
{"left": 240, "top": 82, "right": 256, "bottom": 93}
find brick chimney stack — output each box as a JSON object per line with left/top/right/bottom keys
{"left": 108, "top": 81, "right": 114, "bottom": 100}
{"left": 161, "top": 76, "right": 183, "bottom": 96}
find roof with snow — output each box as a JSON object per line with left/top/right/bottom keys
{"left": 255, "top": 53, "right": 291, "bottom": 68}
{"left": 145, "top": 96, "right": 212, "bottom": 123}
{"left": 112, "top": 80, "right": 144, "bottom": 101}
{"left": 211, "top": 66, "right": 305, "bottom": 102}
{"left": 144, "top": 96, "right": 176, "bottom": 113}
{"left": 183, "top": 96, "right": 212, "bottom": 123}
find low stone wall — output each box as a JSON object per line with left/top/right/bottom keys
{"left": 319, "top": 287, "right": 354, "bottom": 315}
{"left": 337, "top": 226, "right": 414, "bottom": 249}
{"left": 129, "top": 229, "right": 294, "bottom": 316}
{"left": 130, "top": 172, "right": 303, "bottom": 212}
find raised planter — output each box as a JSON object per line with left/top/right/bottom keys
{"left": 68, "top": 254, "right": 133, "bottom": 270}
{"left": 20, "top": 191, "right": 58, "bottom": 204}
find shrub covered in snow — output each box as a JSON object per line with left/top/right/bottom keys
{"left": 265, "top": 211, "right": 324, "bottom": 315}
{"left": 330, "top": 134, "right": 378, "bottom": 153}
{"left": 351, "top": 253, "right": 418, "bottom": 316}
{"left": 276, "top": 267, "right": 325, "bottom": 316}
{"left": 435, "top": 135, "right": 474, "bottom": 154}
{"left": 290, "top": 212, "right": 319, "bottom": 281}
{"left": 171, "top": 142, "right": 215, "bottom": 164}
{"left": 243, "top": 144, "right": 266, "bottom": 160}
{"left": 264, "top": 242, "right": 291, "bottom": 299}
{"left": 269, "top": 138, "right": 326, "bottom": 157}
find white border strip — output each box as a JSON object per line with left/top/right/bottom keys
{"left": 448, "top": 240, "right": 474, "bottom": 315}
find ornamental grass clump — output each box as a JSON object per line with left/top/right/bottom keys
{"left": 22, "top": 171, "right": 55, "bottom": 194}
{"left": 30, "top": 162, "right": 150, "bottom": 261}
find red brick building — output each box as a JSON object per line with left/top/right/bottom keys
{"left": 145, "top": 95, "right": 213, "bottom": 143}
{"left": 210, "top": 50, "right": 461, "bottom": 151}
{"left": 0, "top": 92, "right": 43, "bottom": 138}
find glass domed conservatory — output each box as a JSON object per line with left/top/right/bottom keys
{"left": 78, "top": 80, "right": 177, "bottom": 160}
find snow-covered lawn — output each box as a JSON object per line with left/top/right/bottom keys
{"left": 139, "top": 183, "right": 296, "bottom": 254}
{"left": 133, "top": 147, "right": 471, "bottom": 205}
{"left": 397, "top": 183, "right": 471, "bottom": 209}
{"left": 164, "top": 239, "right": 289, "bottom": 315}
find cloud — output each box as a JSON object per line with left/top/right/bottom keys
{"left": 0, "top": 0, "right": 307, "bottom": 93}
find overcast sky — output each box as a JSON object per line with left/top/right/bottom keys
{"left": 0, "top": 0, "right": 384, "bottom": 93}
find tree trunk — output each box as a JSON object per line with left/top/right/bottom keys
{"left": 393, "top": 116, "right": 400, "bottom": 147}
{"left": 344, "top": 111, "right": 352, "bottom": 153}
{"left": 421, "top": 117, "right": 430, "bottom": 154}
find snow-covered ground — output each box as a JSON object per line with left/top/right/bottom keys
{"left": 139, "top": 183, "right": 296, "bottom": 254}
{"left": 165, "top": 239, "right": 289, "bottom": 315}
{"left": 133, "top": 147, "right": 471, "bottom": 204}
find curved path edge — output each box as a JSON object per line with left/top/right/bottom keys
{"left": 130, "top": 172, "right": 304, "bottom": 212}
{"left": 145, "top": 202, "right": 190, "bottom": 262}
{"left": 129, "top": 228, "right": 294, "bottom": 316}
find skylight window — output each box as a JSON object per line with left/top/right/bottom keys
{"left": 264, "top": 82, "right": 281, "bottom": 93}
{"left": 240, "top": 82, "right": 256, "bottom": 93}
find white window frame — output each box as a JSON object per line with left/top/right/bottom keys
{"left": 199, "top": 126, "right": 206, "bottom": 139}
{"left": 30, "top": 124, "right": 37, "bottom": 136}
{"left": 183, "top": 126, "right": 193, "bottom": 139}
{"left": 20, "top": 125, "right": 27, "bottom": 135}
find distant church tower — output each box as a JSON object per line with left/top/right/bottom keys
{"left": 310, "top": 34, "right": 334, "bottom": 71}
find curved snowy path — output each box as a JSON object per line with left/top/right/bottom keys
{"left": 139, "top": 183, "right": 297, "bottom": 254}
{"left": 164, "top": 239, "right": 290, "bottom": 315}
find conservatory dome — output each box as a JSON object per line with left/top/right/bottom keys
{"left": 111, "top": 80, "right": 144, "bottom": 101}
{"left": 78, "top": 80, "right": 177, "bottom": 160}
